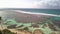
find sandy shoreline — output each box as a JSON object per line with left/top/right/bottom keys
{"left": 0, "top": 10, "right": 51, "bottom": 23}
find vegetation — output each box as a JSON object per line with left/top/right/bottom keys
{"left": 0, "top": 16, "right": 60, "bottom": 34}
{"left": 0, "top": 29, "right": 16, "bottom": 34}
{"left": 0, "top": 30, "right": 2, "bottom": 34}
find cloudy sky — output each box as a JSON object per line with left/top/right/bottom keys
{"left": 0, "top": 0, "right": 60, "bottom": 9}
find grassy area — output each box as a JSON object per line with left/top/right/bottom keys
{"left": 0, "top": 16, "right": 60, "bottom": 34}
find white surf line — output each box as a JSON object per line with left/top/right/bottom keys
{"left": 5, "top": 10, "right": 60, "bottom": 17}
{"left": 15, "top": 10, "right": 60, "bottom": 17}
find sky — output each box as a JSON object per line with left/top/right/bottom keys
{"left": 0, "top": 0, "right": 60, "bottom": 9}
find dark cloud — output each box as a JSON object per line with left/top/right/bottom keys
{"left": 37, "top": 0, "right": 60, "bottom": 9}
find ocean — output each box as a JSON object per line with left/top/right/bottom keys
{"left": 19, "top": 9, "right": 60, "bottom": 15}
{"left": 1, "top": 9, "right": 60, "bottom": 15}
{"left": 0, "top": 9, "right": 60, "bottom": 15}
